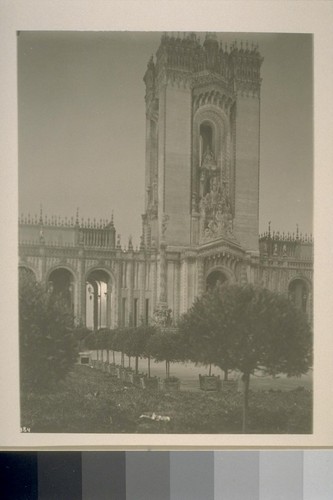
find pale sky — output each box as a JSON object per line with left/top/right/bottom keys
{"left": 18, "top": 31, "right": 313, "bottom": 245}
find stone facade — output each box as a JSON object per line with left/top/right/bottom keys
{"left": 18, "top": 33, "right": 313, "bottom": 328}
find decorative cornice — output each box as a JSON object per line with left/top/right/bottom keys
{"left": 193, "top": 87, "right": 235, "bottom": 114}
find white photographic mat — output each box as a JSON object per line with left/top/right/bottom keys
{"left": 1, "top": 0, "right": 332, "bottom": 449}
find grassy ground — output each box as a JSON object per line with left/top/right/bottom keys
{"left": 21, "top": 364, "right": 312, "bottom": 434}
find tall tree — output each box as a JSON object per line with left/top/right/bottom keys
{"left": 179, "top": 284, "right": 312, "bottom": 432}
{"left": 19, "top": 273, "right": 76, "bottom": 392}
{"left": 180, "top": 288, "right": 235, "bottom": 379}
{"left": 122, "top": 324, "right": 156, "bottom": 374}
{"left": 147, "top": 329, "right": 185, "bottom": 378}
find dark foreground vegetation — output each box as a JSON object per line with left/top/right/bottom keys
{"left": 19, "top": 273, "right": 312, "bottom": 433}
{"left": 21, "top": 364, "right": 312, "bottom": 434}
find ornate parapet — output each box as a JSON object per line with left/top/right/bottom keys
{"left": 19, "top": 210, "right": 116, "bottom": 249}
{"left": 149, "top": 32, "right": 263, "bottom": 96}
{"left": 230, "top": 41, "right": 263, "bottom": 97}
{"left": 259, "top": 224, "right": 313, "bottom": 262}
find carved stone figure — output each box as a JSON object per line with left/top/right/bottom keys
{"left": 202, "top": 145, "right": 215, "bottom": 166}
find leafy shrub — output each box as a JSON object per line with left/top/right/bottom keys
{"left": 21, "top": 365, "right": 312, "bottom": 434}
{"left": 19, "top": 272, "right": 76, "bottom": 392}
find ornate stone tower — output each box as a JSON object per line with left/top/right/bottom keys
{"left": 143, "top": 32, "right": 263, "bottom": 254}
{"left": 18, "top": 33, "right": 313, "bottom": 327}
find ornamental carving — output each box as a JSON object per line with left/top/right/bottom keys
{"left": 235, "top": 80, "right": 261, "bottom": 98}
{"left": 146, "top": 201, "right": 158, "bottom": 220}
{"left": 192, "top": 88, "right": 235, "bottom": 114}
{"left": 198, "top": 147, "right": 234, "bottom": 243}
{"left": 153, "top": 303, "right": 172, "bottom": 327}
{"left": 165, "top": 68, "right": 192, "bottom": 89}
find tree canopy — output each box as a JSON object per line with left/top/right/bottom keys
{"left": 180, "top": 284, "right": 312, "bottom": 376}
{"left": 147, "top": 328, "right": 185, "bottom": 378}
{"left": 179, "top": 284, "right": 312, "bottom": 431}
{"left": 19, "top": 272, "right": 77, "bottom": 392}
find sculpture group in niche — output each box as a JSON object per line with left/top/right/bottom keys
{"left": 198, "top": 146, "right": 233, "bottom": 242}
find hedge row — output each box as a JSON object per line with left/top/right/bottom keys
{"left": 81, "top": 326, "right": 185, "bottom": 376}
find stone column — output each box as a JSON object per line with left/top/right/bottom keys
{"left": 127, "top": 256, "right": 134, "bottom": 326}
{"left": 197, "top": 257, "right": 205, "bottom": 297}
{"left": 106, "top": 285, "right": 112, "bottom": 328}
{"left": 151, "top": 252, "right": 158, "bottom": 313}
{"left": 114, "top": 259, "right": 122, "bottom": 328}
{"left": 138, "top": 258, "right": 146, "bottom": 323}
{"left": 39, "top": 245, "right": 46, "bottom": 282}
{"left": 173, "top": 260, "right": 181, "bottom": 322}
{"left": 159, "top": 241, "right": 167, "bottom": 305}
{"left": 77, "top": 250, "right": 86, "bottom": 326}
{"left": 180, "top": 258, "right": 188, "bottom": 315}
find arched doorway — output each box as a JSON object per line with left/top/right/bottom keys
{"left": 206, "top": 269, "right": 228, "bottom": 291}
{"left": 48, "top": 268, "right": 74, "bottom": 310}
{"left": 288, "top": 278, "right": 308, "bottom": 313}
{"left": 86, "top": 270, "right": 112, "bottom": 331}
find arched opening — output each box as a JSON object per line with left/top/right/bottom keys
{"left": 48, "top": 268, "right": 74, "bottom": 310}
{"left": 288, "top": 279, "right": 308, "bottom": 313}
{"left": 86, "top": 270, "right": 111, "bottom": 331}
{"left": 200, "top": 122, "right": 213, "bottom": 162}
{"left": 206, "top": 270, "right": 228, "bottom": 292}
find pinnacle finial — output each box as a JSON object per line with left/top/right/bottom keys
{"left": 268, "top": 220, "right": 271, "bottom": 237}
{"left": 116, "top": 234, "right": 121, "bottom": 249}
{"left": 128, "top": 235, "right": 133, "bottom": 250}
{"left": 39, "top": 204, "right": 43, "bottom": 224}
{"left": 296, "top": 223, "right": 299, "bottom": 239}
{"left": 76, "top": 207, "right": 79, "bottom": 225}
{"left": 111, "top": 210, "right": 114, "bottom": 227}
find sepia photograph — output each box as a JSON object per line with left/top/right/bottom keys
{"left": 17, "top": 30, "right": 314, "bottom": 436}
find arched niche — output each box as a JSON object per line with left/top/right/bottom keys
{"left": 86, "top": 269, "right": 113, "bottom": 331}
{"left": 199, "top": 121, "right": 215, "bottom": 161}
{"left": 206, "top": 269, "right": 229, "bottom": 292}
{"left": 288, "top": 278, "right": 310, "bottom": 313}
{"left": 48, "top": 268, "right": 75, "bottom": 310}
{"left": 192, "top": 105, "right": 232, "bottom": 212}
